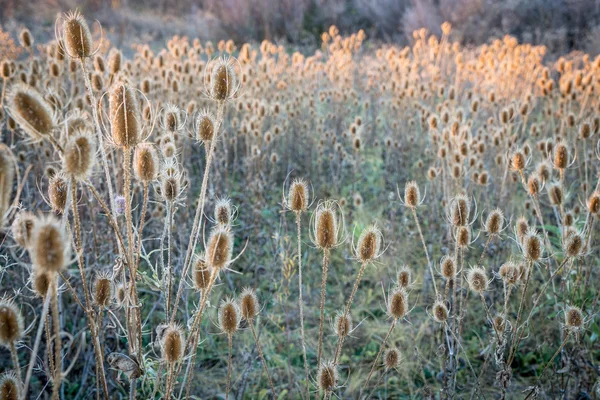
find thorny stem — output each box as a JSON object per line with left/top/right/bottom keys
{"left": 249, "top": 322, "right": 277, "bottom": 398}
{"left": 9, "top": 342, "right": 21, "bottom": 385}
{"left": 134, "top": 183, "right": 149, "bottom": 275}
{"left": 23, "top": 291, "right": 51, "bottom": 400}
{"left": 411, "top": 208, "right": 438, "bottom": 297}
{"left": 361, "top": 318, "right": 397, "bottom": 395}
{"left": 317, "top": 249, "right": 330, "bottom": 368}
{"left": 50, "top": 283, "right": 61, "bottom": 400}
{"left": 295, "top": 212, "right": 309, "bottom": 398}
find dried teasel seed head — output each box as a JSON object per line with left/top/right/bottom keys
{"left": 527, "top": 174, "right": 540, "bottom": 196}
{"left": 456, "top": 226, "right": 470, "bottom": 248}
{"left": 317, "top": 361, "right": 338, "bottom": 392}
{"left": 63, "top": 129, "right": 96, "bottom": 180}
{"left": 287, "top": 178, "right": 309, "bottom": 213}
{"left": 467, "top": 266, "right": 488, "bottom": 293}
{"left": 432, "top": 300, "right": 449, "bottom": 323}
{"left": 93, "top": 274, "right": 112, "bottom": 308}
{"left": 108, "top": 49, "right": 122, "bottom": 74}
{"left": 133, "top": 143, "right": 159, "bottom": 183}
{"left": 109, "top": 84, "right": 141, "bottom": 148}
{"left": 19, "top": 28, "right": 33, "bottom": 49}
{"left": 564, "top": 232, "right": 583, "bottom": 258}
{"left": 31, "top": 269, "right": 51, "bottom": 299}
{"left": 587, "top": 191, "right": 600, "bottom": 215}
{"left": 192, "top": 255, "right": 211, "bottom": 290}
{"left": 333, "top": 311, "right": 352, "bottom": 338}
{"left": 195, "top": 110, "right": 216, "bottom": 143}
{"left": 214, "top": 198, "right": 233, "bottom": 226}
{"left": 498, "top": 262, "right": 519, "bottom": 286}
{"left": 62, "top": 11, "right": 93, "bottom": 58}
{"left": 547, "top": 183, "right": 563, "bottom": 206}
{"left": 0, "top": 372, "right": 21, "bottom": 400}
{"left": 1, "top": 61, "right": 11, "bottom": 79}
{"left": 397, "top": 265, "right": 411, "bottom": 288}
{"left": 515, "top": 216, "right": 529, "bottom": 243}
{"left": 485, "top": 208, "right": 504, "bottom": 235}
{"left": 240, "top": 287, "right": 259, "bottom": 321}
{"left": 209, "top": 57, "right": 238, "bottom": 101}
{"left": 48, "top": 173, "right": 68, "bottom": 213}
{"left": 493, "top": 315, "right": 506, "bottom": 334}
{"left": 553, "top": 143, "right": 569, "bottom": 170}
{"left": 383, "top": 348, "right": 400, "bottom": 369}
{"left": 440, "top": 255, "right": 456, "bottom": 280}
{"left": 388, "top": 287, "right": 408, "bottom": 319}
{"left": 115, "top": 283, "right": 126, "bottom": 306}
{"left": 0, "top": 145, "right": 14, "bottom": 229}
{"left": 511, "top": 150, "right": 526, "bottom": 171}
{"left": 206, "top": 225, "right": 233, "bottom": 270}
{"left": 523, "top": 229, "right": 542, "bottom": 261}
{"left": 11, "top": 211, "right": 36, "bottom": 248}
{"left": 313, "top": 201, "right": 338, "bottom": 250}
{"left": 218, "top": 298, "right": 241, "bottom": 336}
{"left": 29, "top": 216, "right": 70, "bottom": 273}
{"left": 7, "top": 84, "right": 55, "bottom": 140}
{"left": 161, "top": 324, "right": 185, "bottom": 363}
{"left": 565, "top": 306, "right": 584, "bottom": 331}
{"left": 0, "top": 298, "right": 23, "bottom": 346}
{"left": 404, "top": 181, "right": 420, "bottom": 208}
{"left": 356, "top": 224, "right": 382, "bottom": 263}
{"left": 449, "top": 194, "right": 470, "bottom": 226}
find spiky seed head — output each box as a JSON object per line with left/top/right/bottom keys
{"left": 384, "top": 348, "right": 400, "bottom": 369}
{"left": 160, "top": 175, "right": 180, "bottom": 203}
{"left": 314, "top": 202, "right": 337, "bottom": 250}
{"left": 210, "top": 57, "right": 238, "bottom": 101}
{"left": 564, "top": 232, "right": 583, "bottom": 258}
{"left": 467, "top": 267, "right": 488, "bottom": 293}
{"left": 133, "top": 143, "right": 159, "bottom": 182}
{"left": 450, "top": 195, "right": 470, "bottom": 226}
{"left": 523, "top": 229, "right": 542, "bottom": 261}
{"left": 11, "top": 211, "right": 36, "bottom": 248}
{"left": 206, "top": 225, "right": 233, "bottom": 270}
{"left": 0, "top": 299, "right": 23, "bottom": 347}
{"left": 193, "top": 255, "right": 211, "bottom": 290}
{"left": 404, "top": 181, "right": 420, "bottom": 208}
{"left": 108, "top": 49, "right": 122, "bottom": 74}
{"left": 163, "top": 106, "right": 180, "bottom": 133}
{"left": 527, "top": 174, "right": 540, "bottom": 196}
{"left": 0, "top": 145, "right": 14, "bottom": 229}
{"left": 565, "top": 306, "right": 584, "bottom": 331}
{"left": 440, "top": 255, "right": 456, "bottom": 280}
{"left": 498, "top": 262, "right": 519, "bottom": 286}
{"left": 456, "top": 226, "right": 470, "bottom": 248}
{"left": 515, "top": 216, "right": 529, "bottom": 243}
{"left": 287, "top": 179, "right": 309, "bottom": 213}
{"left": 493, "top": 315, "right": 506, "bottom": 334}
{"left": 485, "top": 208, "right": 504, "bottom": 235}
{"left": 214, "top": 198, "right": 233, "bottom": 226}
{"left": 553, "top": 143, "right": 568, "bottom": 170}
{"left": 31, "top": 269, "right": 51, "bottom": 299}
{"left": 511, "top": 150, "right": 526, "bottom": 171}
{"left": 62, "top": 11, "right": 92, "bottom": 58}
{"left": 115, "top": 283, "right": 126, "bottom": 306}
{"left": 587, "top": 191, "right": 600, "bottom": 215}
{"left": 93, "top": 274, "right": 112, "bottom": 308}
{"left": 195, "top": 110, "right": 216, "bottom": 143}
{"left": 432, "top": 301, "right": 449, "bottom": 323}
{"left": 30, "top": 216, "right": 70, "bottom": 273}
{"left": 563, "top": 211, "right": 574, "bottom": 227}
{"left": 333, "top": 311, "right": 352, "bottom": 338}
{"left": 109, "top": 84, "right": 141, "bottom": 148}
{"left": 218, "top": 298, "right": 241, "bottom": 336}
{"left": 388, "top": 287, "right": 408, "bottom": 319}
{"left": 397, "top": 266, "right": 411, "bottom": 288}
{"left": 240, "top": 288, "right": 259, "bottom": 321}
{"left": 63, "top": 130, "right": 96, "bottom": 180}
{"left": 48, "top": 174, "right": 68, "bottom": 213}
{"left": 0, "top": 372, "right": 20, "bottom": 400}
{"left": 161, "top": 324, "right": 185, "bottom": 363}
{"left": 356, "top": 225, "right": 382, "bottom": 263}
{"left": 317, "top": 361, "right": 337, "bottom": 392}
{"left": 7, "top": 84, "right": 55, "bottom": 140}
{"left": 548, "top": 183, "right": 563, "bottom": 206}
{"left": 1, "top": 61, "right": 12, "bottom": 79}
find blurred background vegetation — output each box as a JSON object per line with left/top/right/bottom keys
{"left": 1, "top": 0, "right": 600, "bottom": 57}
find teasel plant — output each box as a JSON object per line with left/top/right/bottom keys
{"left": 218, "top": 297, "right": 241, "bottom": 400}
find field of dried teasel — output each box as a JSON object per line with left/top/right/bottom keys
{"left": 0, "top": 10, "right": 599, "bottom": 399}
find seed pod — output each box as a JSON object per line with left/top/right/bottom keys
{"left": 160, "top": 175, "right": 179, "bottom": 202}
{"left": 0, "top": 372, "right": 21, "bottom": 400}
{"left": 108, "top": 49, "right": 122, "bottom": 74}
{"left": 523, "top": 229, "right": 542, "bottom": 261}
{"left": 587, "top": 191, "right": 600, "bottom": 215}
{"left": 109, "top": 84, "right": 141, "bottom": 148}
{"left": 356, "top": 225, "right": 382, "bottom": 263}
{"left": 404, "top": 181, "right": 420, "bottom": 207}
{"left": 493, "top": 315, "right": 506, "bottom": 334}
{"left": 161, "top": 324, "right": 185, "bottom": 363}
{"left": 48, "top": 174, "right": 68, "bottom": 213}
{"left": 94, "top": 274, "right": 112, "bottom": 308}
{"left": 206, "top": 225, "right": 233, "bottom": 270}
{"left": 432, "top": 301, "right": 449, "bottom": 323}
{"left": 467, "top": 266, "right": 488, "bottom": 293}
{"left": 0, "top": 145, "right": 15, "bottom": 227}
{"left": 93, "top": 55, "right": 105, "bottom": 73}
{"left": 214, "top": 198, "right": 233, "bottom": 227}
{"left": 239, "top": 288, "right": 259, "bottom": 321}
{"left": 192, "top": 255, "right": 211, "bottom": 290}
{"left": 527, "top": 174, "right": 540, "bottom": 196}
{"left": 515, "top": 216, "right": 529, "bottom": 243}
{"left": 210, "top": 57, "right": 238, "bottom": 101}
{"left": 485, "top": 208, "right": 504, "bottom": 235}
{"left": 7, "top": 84, "right": 55, "bottom": 140}
{"left": 218, "top": 298, "right": 241, "bottom": 336}
{"left": 287, "top": 179, "right": 309, "bottom": 212}
{"left": 29, "top": 216, "right": 70, "bottom": 273}
{"left": 317, "top": 361, "right": 337, "bottom": 392}
{"left": 333, "top": 311, "right": 352, "bottom": 338}
{"left": 397, "top": 266, "right": 411, "bottom": 288}
{"left": 195, "top": 110, "right": 216, "bottom": 143}
{"left": 19, "top": 28, "right": 33, "bottom": 49}
{"left": 547, "top": 183, "right": 563, "bottom": 206}
{"left": 456, "top": 226, "right": 470, "bottom": 248}
{"left": 1, "top": 61, "right": 11, "bottom": 79}
{"left": 133, "top": 143, "right": 159, "bottom": 183}
{"left": 62, "top": 11, "right": 92, "bottom": 58}
{"left": 498, "top": 262, "right": 519, "bottom": 286}
{"left": 63, "top": 130, "right": 96, "bottom": 180}
{"left": 564, "top": 232, "right": 583, "bottom": 258}
{"left": 31, "top": 269, "right": 51, "bottom": 299}
{"left": 553, "top": 143, "right": 568, "bottom": 170}
{"left": 511, "top": 150, "right": 526, "bottom": 171}
{"left": 565, "top": 306, "right": 584, "bottom": 331}
{"left": 388, "top": 287, "right": 408, "bottom": 319}
{"left": 440, "top": 255, "right": 455, "bottom": 280}
{"left": 11, "top": 211, "right": 36, "bottom": 248}
{"left": 383, "top": 348, "right": 400, "bottom": 369}
{"left": 449, "top": 195, "right": 470, "bottom": 226}
{"left": 313, "top": 202, "right": 338, "bottom": 250}
{"left": 115, "top": 283, "right": 126, "bottom": 306}
{"left": 0, "top": 298, "right": 23, "bottom": 347}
